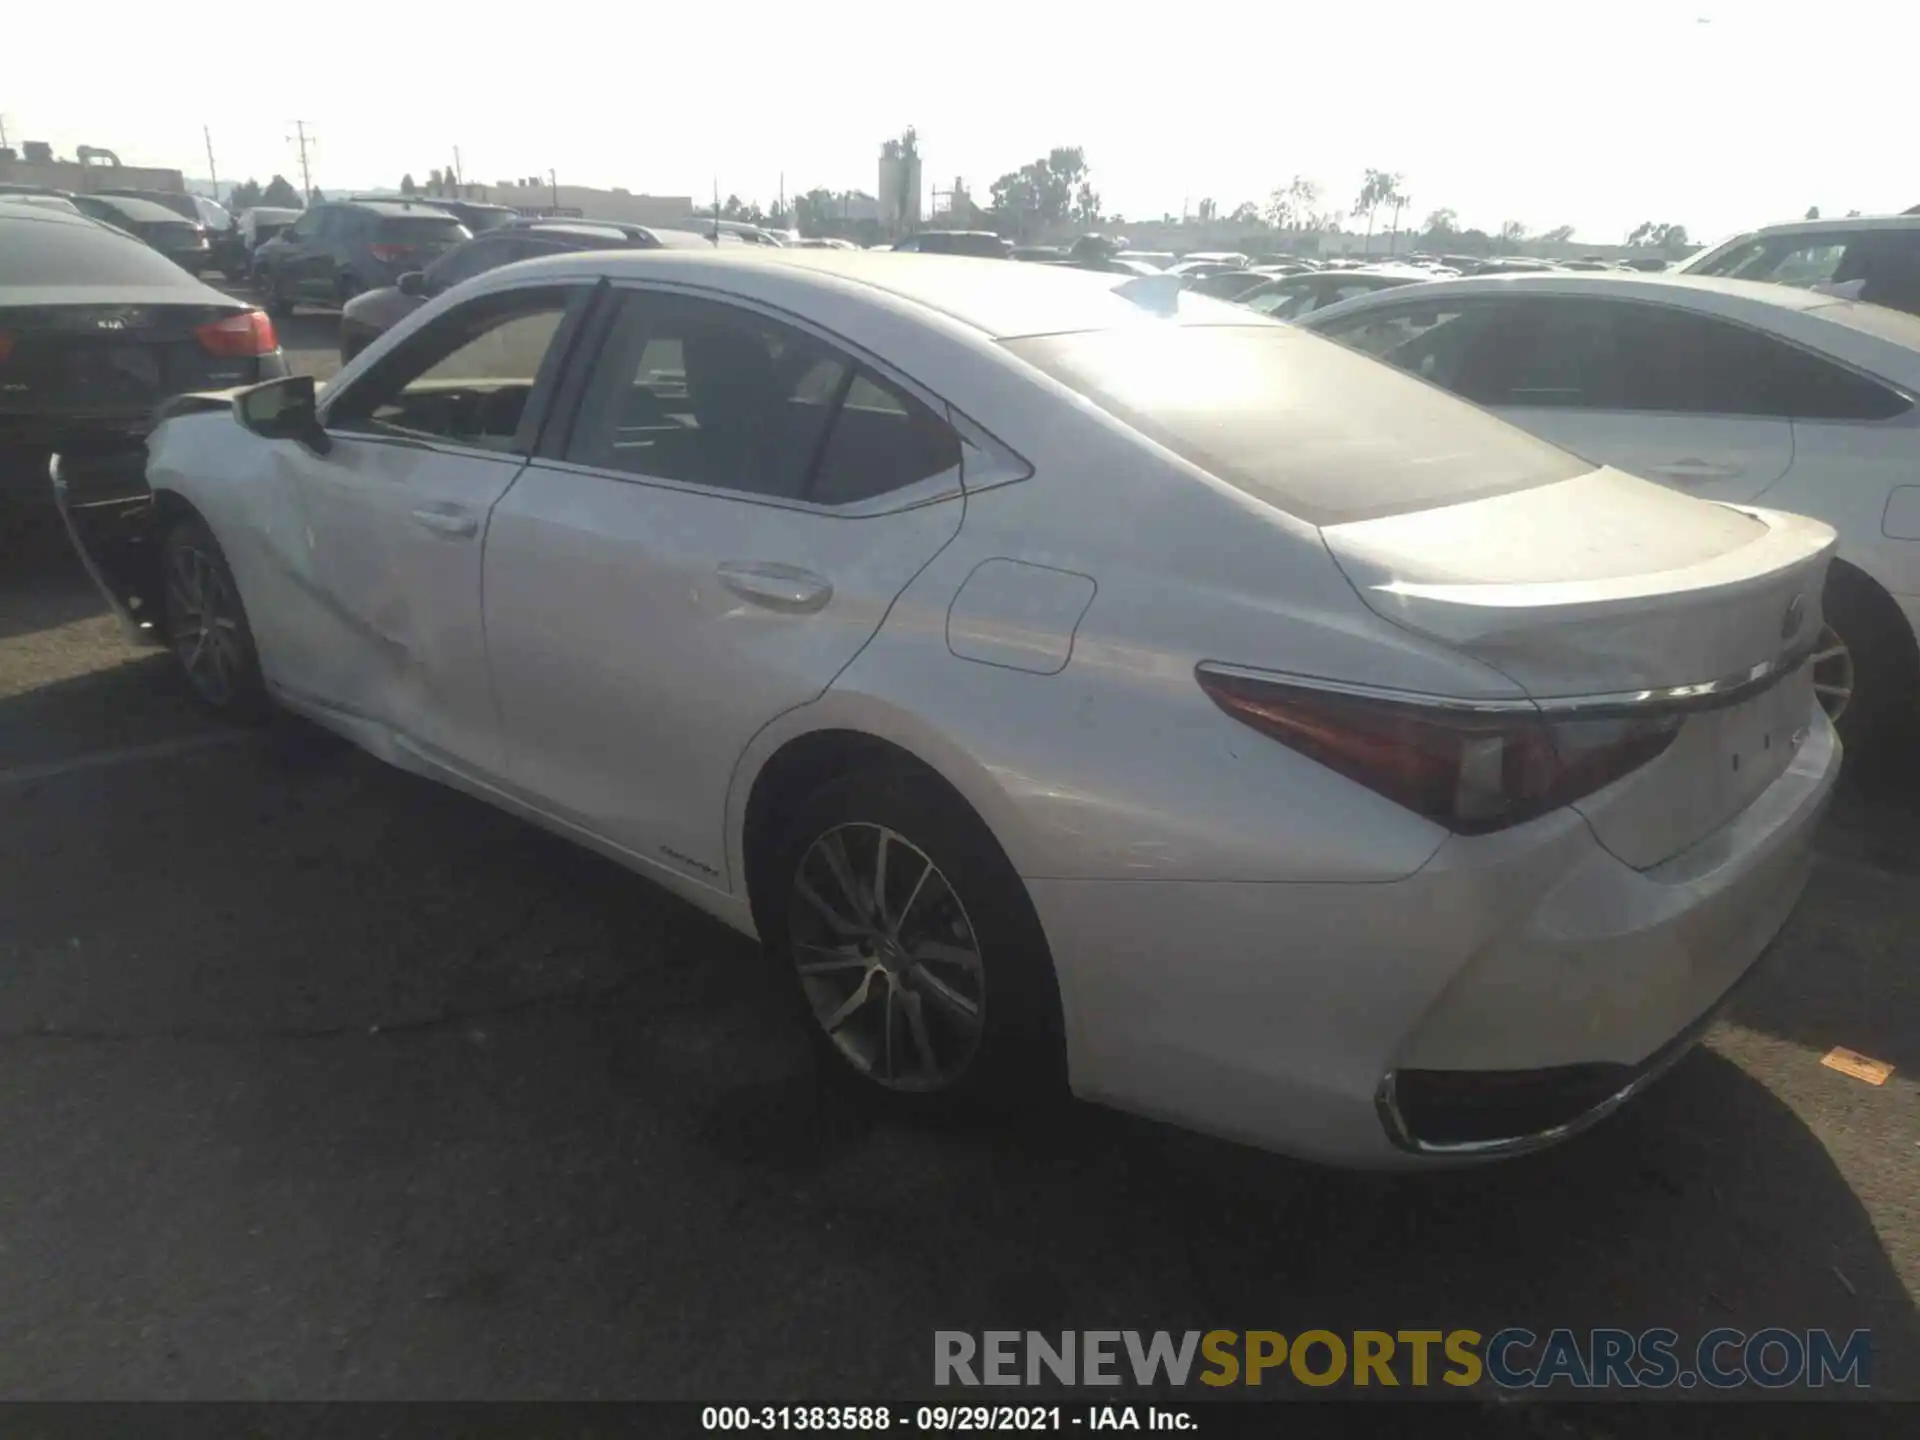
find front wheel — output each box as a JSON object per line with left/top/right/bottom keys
{"left": 161, "top": 515, "right": 271, "bottom": 722}
{"left": 766, "top": 766, "right": 1064, "bottom": 1110}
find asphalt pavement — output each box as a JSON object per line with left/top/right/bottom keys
{"left": 0, "top": 304, "right": 1913, "bottom": 1416}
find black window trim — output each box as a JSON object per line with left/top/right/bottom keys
{"left": 1318, "top": 291, "right": 1916, "bottom": 425}
{"left": 525, "top": 277, "right": 1014, "bottom": 518}
{"left": 317, "top": 278, "right": 600, "bottom": 459}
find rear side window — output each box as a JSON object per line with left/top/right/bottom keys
{"left": 566, "top": 291, "right": 962, "bottom": 504}
{"left": 377, "top": 215, "right": 468, "bottom": 243}
{"left": 0, "top": 213, "right": 201, "bottom": 286}
{"left": 1006, "top": 324, "right": 1588, "bottom": 526}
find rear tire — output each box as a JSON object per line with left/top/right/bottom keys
{"left": 763, "top": 765, "right": 1065, "bottom": 1114}
{"left": 160, "top": 515, "right": 272, "bottom": 724}
{"left": 1821, "top": 565, "right": 1918, "bottom": 759}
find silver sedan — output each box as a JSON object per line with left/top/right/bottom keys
{"left": 58, "top": 251, "right": 1841, "bottom": 1166}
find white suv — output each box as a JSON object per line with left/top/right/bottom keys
{"left": 1680, "top": 215, "right": 1920, "bottom": 317}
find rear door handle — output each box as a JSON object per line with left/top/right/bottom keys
{"left": 717, "top": 561, "right": 834, "bottom": 613}
{"left": 409, "top": 506, "right": 479, "bottom": 538}
{"left": 1651, "top": 458, "right": 1740, "bottom": 482}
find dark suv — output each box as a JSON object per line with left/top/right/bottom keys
{"left": 337, "top": 219, "right": 715, "bottom": 361}
{"left": 252, "top": 199, "right": 470, "bottom": 313}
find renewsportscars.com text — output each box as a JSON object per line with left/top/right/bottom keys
{"left": 934, "top": 1328, "right": 1871, "bottom": 1390}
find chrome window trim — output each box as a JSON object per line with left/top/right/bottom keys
{"left": 1196, "top": 629, "right": 1821, "bottom": 721}
{"left": 517, "top": 454, "right": 965, "bottom": 521}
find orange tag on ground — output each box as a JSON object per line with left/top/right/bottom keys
{"left": 1821, "top": 1048, "right": 1894, "bottom": 1085}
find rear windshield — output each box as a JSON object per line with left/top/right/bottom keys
{"left": 0, "top": 213, "right": 203, "bottom": 287}
{"left": 1004, "top": 324, "right": 1589, "bottom": 527}
{"left": 375, "top": 216, "right": 469, "bottom": 243}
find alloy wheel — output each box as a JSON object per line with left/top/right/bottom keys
{"left": 165, "top": 543, "right": 245, "bottom": 706}
{"left": 1810, "top": 624, "right": 1854, "bottom": 725}
{"left": 787, "top": 822, "right": 985, "bottom": 1092}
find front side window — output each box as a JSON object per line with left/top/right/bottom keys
{"left": 565, "top": 291, "right": 961, "bottom": 504}
{"left": 427, "top": 235, "right": 512, "bottom": 290}
{"left": 327, "top": 286, "right": 577, "bottom": 451}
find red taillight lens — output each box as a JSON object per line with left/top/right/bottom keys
{"left": 1196, "top": 668, "right": 1682, "bottom": 834}
{"left": 0, "top": 333, "right": 12, "bottom": 364}
{"left": 194, "top": 310, "right": 278, "bottom": 358}
{"left": 370, "top": 243, "right": 414, "bottom": 263}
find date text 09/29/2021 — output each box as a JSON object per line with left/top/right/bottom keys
{"left": 703, "top": 1406, "right": 1189, "bottom": 1432}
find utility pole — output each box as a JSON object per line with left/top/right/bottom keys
{"left": 0, "top": 114, "right": 10, "bottom": 151}
{"left": 548, "top": 168, "right": 559, "bottom": 215}
{"left": 452, "top": 146, "right": 463, "bottom": 192}
{"left": 203, "top": 126, "right": 219, "bottom": 196}
{"left": 289, "top": 120, "right": 316, "bottom": 201}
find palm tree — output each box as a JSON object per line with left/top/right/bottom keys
{"left": 1354, "top": 169, "right": 1398, "bottom": 256}
{"left": 1382, "top": 174, "right": 1409, "bottom": 255}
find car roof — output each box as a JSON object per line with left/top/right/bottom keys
{"left": 79, "top": 193, "right": 188, "bottom": 222}
{"left": 1726, "top": 214, "right": 1920, "bottom": 239}
{"left": 479, "top": 248, "right": 1270, "bottom": 340}
{"left": 334, "top": 198, "right": 460, "bottom": 217}
{"left": 1301, "top": 270, "right": 1920, "bottom": 389}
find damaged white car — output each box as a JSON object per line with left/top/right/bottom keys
{"left": 58, "top": 250, "right": 1840, "bottom": 1165}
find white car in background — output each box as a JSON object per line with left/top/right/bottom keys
{"left": 1301, "top": 272, "right": 1920, "bottom": 751}
{"left": 58, "top": 253, "right": 1838, "bottom": 1166}
{"left": 1680, "top": 214, "right": 1920, "bottom": 317}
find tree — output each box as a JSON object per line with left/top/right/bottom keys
{"left": 1627, "top": 221, "right": 1691, "bottom": 255}
{"left": 1228, "top": 201, "right": 1262, "bottom": 226}
{"left": 1353, "top": 169, "right": 1398, "bottom": 254}
{"left": 1805, "top": 205, "right": 1820, "bottom": 220}
{"left": 309, "top": 188, "right": 325, "bottom": 203}
{"left": 228, "top": 178, "right": 263, "bottom": 212}
{"left": 427, "top": 167, "right": 445, "bottom": 196}
{"left": 400, "top": 173, "right": 418, "bottom": 196}
{"left": 1378, "top": 174, "right": 1409, "bottom": 254}
{"left": 1498, "top": 219, "right": 1529, "bottom": 247}
{"left": 1539, "top": 224, "right": 1576, "bottom": 243}
{"left": 1195, "top": 197, "right": 1217, "bottom": 223}
{"left": 1265, "top": 176, "right": 1320, "bottom": 231}
{"left": 1423, "top": 207, "right": 1459, "bottom": 241}
{"left": 259, "top": 174, "right": 303, "bottom": 210}
{"left": 986, "top": 146, "right": 1098, "bottom": 239}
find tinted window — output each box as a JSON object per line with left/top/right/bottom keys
{"left": 328, "top": 287, "right": 575, "bottom": 450}
{"left": 427, "top": 235, "right": 517, "bottom": 288}
{"left": 566, "top": 292, "right": 850, "bottom": 499}
{"left": 810, "top": 371, "right": 961, "bottom": 504}
{"left": 1005, "top": 325, "right": 1587, "bottom": 526}
{"left": 0, "top": 212, "right": 204, "bottom": 287}
{"left": 1326, "top": 297, "right": 1911, "bottom": 422}
{"left": 376, "top": 215, "right": 469, "bottom": 244}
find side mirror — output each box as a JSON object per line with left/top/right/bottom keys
{"left": 397, "top": 270, "right": 428, "bottom": 298}
{"left": 233, "top": 375, "right": 331, "bottom": 455}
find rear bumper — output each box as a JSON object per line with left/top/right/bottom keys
{"left": 1028, "top": 706, "right": 1839, "bottom": 1167}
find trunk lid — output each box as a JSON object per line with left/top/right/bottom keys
{"left": 1320, "top": 466, "right": 1836, "bottom": 867}
{"left": 0, "top": 301, "right": 261, "bottom": 430}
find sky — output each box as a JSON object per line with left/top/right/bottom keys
{"left": 5, "top": 1, "right": 1914, "bottom": 245}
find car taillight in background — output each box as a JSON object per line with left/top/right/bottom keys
{"left": 1195, "top": 666, "right": 1683, "bottom": 835}
{"left": 0, "top": 334, "right": 12, "bottom": 364}
{"left": 194, "top": 310, "right": 279, "bottom": 358}
{"left": 370, "top": 243, "right": 415, "bottom": 264}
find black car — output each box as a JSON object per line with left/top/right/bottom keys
{"left": 1, "top": 206, "right": 287, "bottom": 519}
{"left": 337, "top": 219, "right": 698, "bottom": 361}
{"left": 344, "top": 195, "right": 521, "bottom": 235}
{"left": 891, "top": 230, "right": 1012, "bottom": 258}
{"left": 252, "top": 199, "right": 471, "bottom": 313}
{"left": 67, "top": 193, "right": 212, "bottom": 272}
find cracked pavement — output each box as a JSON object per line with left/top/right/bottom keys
{"left": 1, "top": 485, "right": 1915, "bottom": 1413}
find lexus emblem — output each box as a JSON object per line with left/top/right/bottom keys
{"left": 1782, "top": 594, "right": 1806, "bottom": 641}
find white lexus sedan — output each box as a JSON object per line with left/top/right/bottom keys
{"left": 56, "top": 252, "right": 1840, "bottom": 1166}
{"left": 1297, "top": 272, "right": 1920, "bottom": 753}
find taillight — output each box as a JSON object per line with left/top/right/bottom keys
{"left": 1196, "top": 667, "right": 1682, "bottom": 834}
{"left": 194, "top": 309, "right": 278, "bottom": 358}
{"left": 0, "top": 334, "right": 12, "bottom": 364}
{"left": 370, "top": 243, "right": 414, "bottom": 263}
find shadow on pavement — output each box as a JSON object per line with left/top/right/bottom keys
{"left": 0, "top": 734, "right": 1908, "bottom": 1403}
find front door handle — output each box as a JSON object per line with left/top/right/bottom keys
{"left": 717, "top": 561, "right": 833, "bottom": 613}
{"left": 409, "top": 506, "right": 479, "bottom": 538}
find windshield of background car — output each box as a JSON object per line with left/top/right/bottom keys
{"left": 1003, "top": 324, "right": 1588, "bottom": 526}
{"left": 375, "top": 215, "right": 470, "bottom": 244}
{"left": 0, "top": 214, "right": 203, "bottom": 287}
{"left": 463, "top": 210, "right": 516, "bottom": 234}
